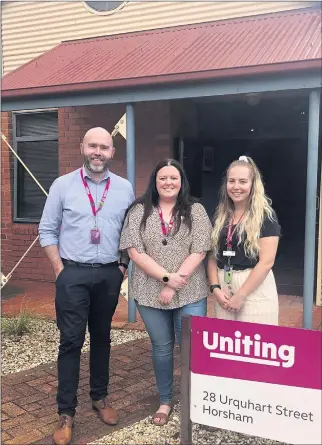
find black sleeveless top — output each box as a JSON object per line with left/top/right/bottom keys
{"left": 216, "top": 213, "right": 281, "bottom": 270}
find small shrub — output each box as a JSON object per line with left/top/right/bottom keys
{"left": 2, "top": 299, "right": 38, "bottom": 337}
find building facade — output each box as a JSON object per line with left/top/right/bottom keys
{"left": 2, "top": 1, "right": 315, "bottom": 74}
{"left": 1, "top": 2, "right": 321, "bottom": 306}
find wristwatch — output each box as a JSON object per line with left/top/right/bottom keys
{"left": 162, "top": 273, "right": 170, "bottom": 283}
{"left": 210, "top": 284, "right": 221, "bottom": 293}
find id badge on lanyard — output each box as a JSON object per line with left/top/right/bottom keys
{"left": 158, "top": 205, "right": 174, "bottom": 246}
{"left": 224, "top": 264, "right": 233, "bottom": 284}
{"left": 223, "top": 214, "right": 243, "bottom": 285}
{"left": 90, "top": 228, "right": 101, "bottom": 245}
{"left": 223, "top": 249, "right": 235, "bottom": 284}
{"left": 80, "top": 169, "right": 110, "bottom": 245}
{"left": 223, "top": 250, "right": 236, "bottom": 257}
{"left": 223, "top": 251, "right": 234, "bottom": 284}
{"left": 224, "top": 221, "right": 236, "bottom": 285}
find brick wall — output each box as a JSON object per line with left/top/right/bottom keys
{"left": 59, "top": 101, "right": 172, "bottom": 195}
{"left": 1, "top": 101, "right": 172, "bottom": 282}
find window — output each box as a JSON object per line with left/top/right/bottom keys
{"left": 85, "top": 1, "right": 124, "bottom": 13}
{"left": 14, "top": 111, "right": 58, "bottom": 222}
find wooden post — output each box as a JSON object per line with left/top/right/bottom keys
{"left": 303, "top": 89, "right": 320, "bottom": 328}
{"left": 180, "top": 314, "right": 192, "bottom": 445}
{"left": 316, "top": 175, "right": 322, "bottom": 306}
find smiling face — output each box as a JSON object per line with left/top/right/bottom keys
{"left": 156, "top": 165, "right": 182, "bottom": 201}
{"left": 227, "top": 165, "right": 253, "bottom": 205}
{"left": 80, "top": 127, "right": 115, "bottom": 174}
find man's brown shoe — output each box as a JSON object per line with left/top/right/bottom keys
{"left": 92, "top": 398, "right": 118, "bottom": 425}
{"left": 53, "top": 414, "right": 74, "bottom": 445}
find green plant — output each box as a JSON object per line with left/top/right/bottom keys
{"left": 2, "top": 298, "right": 38, "bottom": 337}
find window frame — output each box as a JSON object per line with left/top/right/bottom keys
{"left": 13, "top": 109, "right": 59, "bottom": 223}
{"left": 83, "top": 1, "right": 126, "bottom": 15}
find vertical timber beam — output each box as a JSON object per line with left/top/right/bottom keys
{"left": 180, "top": 315, "right": 192, "bottom": 444}
{"left": 126, "top": 103, "right": 137, "bottom": 323}
{"left": 303, "top": 89, "right": 321, "bottom": 329}
{"left": 316, "top": 176, "right": 322, "bottom": 306}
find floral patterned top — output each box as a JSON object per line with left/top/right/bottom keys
{"left": 119, "top": 202, "right": 212, "bottom": 309}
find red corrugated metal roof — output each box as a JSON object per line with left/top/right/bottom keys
{"left": 2, "top": 8, "right": 321, "bottom": 98}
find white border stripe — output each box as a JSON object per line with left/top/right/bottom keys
{"left": 210, "top": 353, "right": 280, "bottom": 367}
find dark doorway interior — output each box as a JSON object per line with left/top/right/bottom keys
{"left": 176, "top": 93, "right": 314, "bottom": 296}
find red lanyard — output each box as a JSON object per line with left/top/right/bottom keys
{"left": 226, "top": 212, "right": 244, "bottom": 249}
{"left": 157, "top": 205, "right": 174, "bottom": 236}
{"left": 80, "top": 169, "right": 110, "bottom": 217}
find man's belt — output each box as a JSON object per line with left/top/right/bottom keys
{"left": 62, "top": 259, "right": 118, "bottom": 268}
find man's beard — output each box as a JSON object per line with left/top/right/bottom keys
{"left": 84, "top": 156, "right": 109, "bottom": 173}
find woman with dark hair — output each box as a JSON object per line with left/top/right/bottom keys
{"left": 120, "top": 159, "right": 212, "bottom": 426}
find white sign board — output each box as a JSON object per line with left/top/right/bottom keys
{"left": 190, "top": 316, "right": 322, "bottom": 444}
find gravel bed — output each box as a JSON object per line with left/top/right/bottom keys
{"left": 2, "top": 318, "right": 285, "bottom": 445}
{"left": 1, "top": 317, "right": 147, "bottom": 375}
{"left": 90, "top": 403, "right": 283, "bottom": 445}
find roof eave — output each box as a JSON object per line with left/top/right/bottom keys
{"left": 2, "top": 59, "right": 321, "bottom": 100}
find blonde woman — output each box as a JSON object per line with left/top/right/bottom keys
{"left": 208, "top": 155, "right": 281, "bottom": 325}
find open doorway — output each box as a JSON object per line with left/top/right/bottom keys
{"left": 175, "top": 92, "right": 318, "bottom": 296}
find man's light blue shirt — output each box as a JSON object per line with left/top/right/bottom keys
{"left": 39, "top": 167, "right": 135, "bottom": 264}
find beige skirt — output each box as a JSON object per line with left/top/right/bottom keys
{"left": 215, "top": 268, "right": 279, "bottom": 325}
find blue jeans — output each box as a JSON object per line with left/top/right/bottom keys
{"left": 136, "top": 298, "right": 207, "bottom": 404}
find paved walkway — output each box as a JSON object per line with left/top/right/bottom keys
{"left": 1, "top": 279, "right": 145, "bottom": 330}
{"left": 2, "top": 279, "right": 322, "bottom": 330}
{"left": 1, "top": 338, "right": 181, "bottom": 445}
{"left": 1, "top": 280, "right": 321, "bottom": 444}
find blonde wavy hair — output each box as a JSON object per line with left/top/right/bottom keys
{"left": 211, "top": 156, "right": 274, "bottom": 259}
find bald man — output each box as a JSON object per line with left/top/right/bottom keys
{"left": 39, "top": 127, "right": 135, "bottom": 445}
